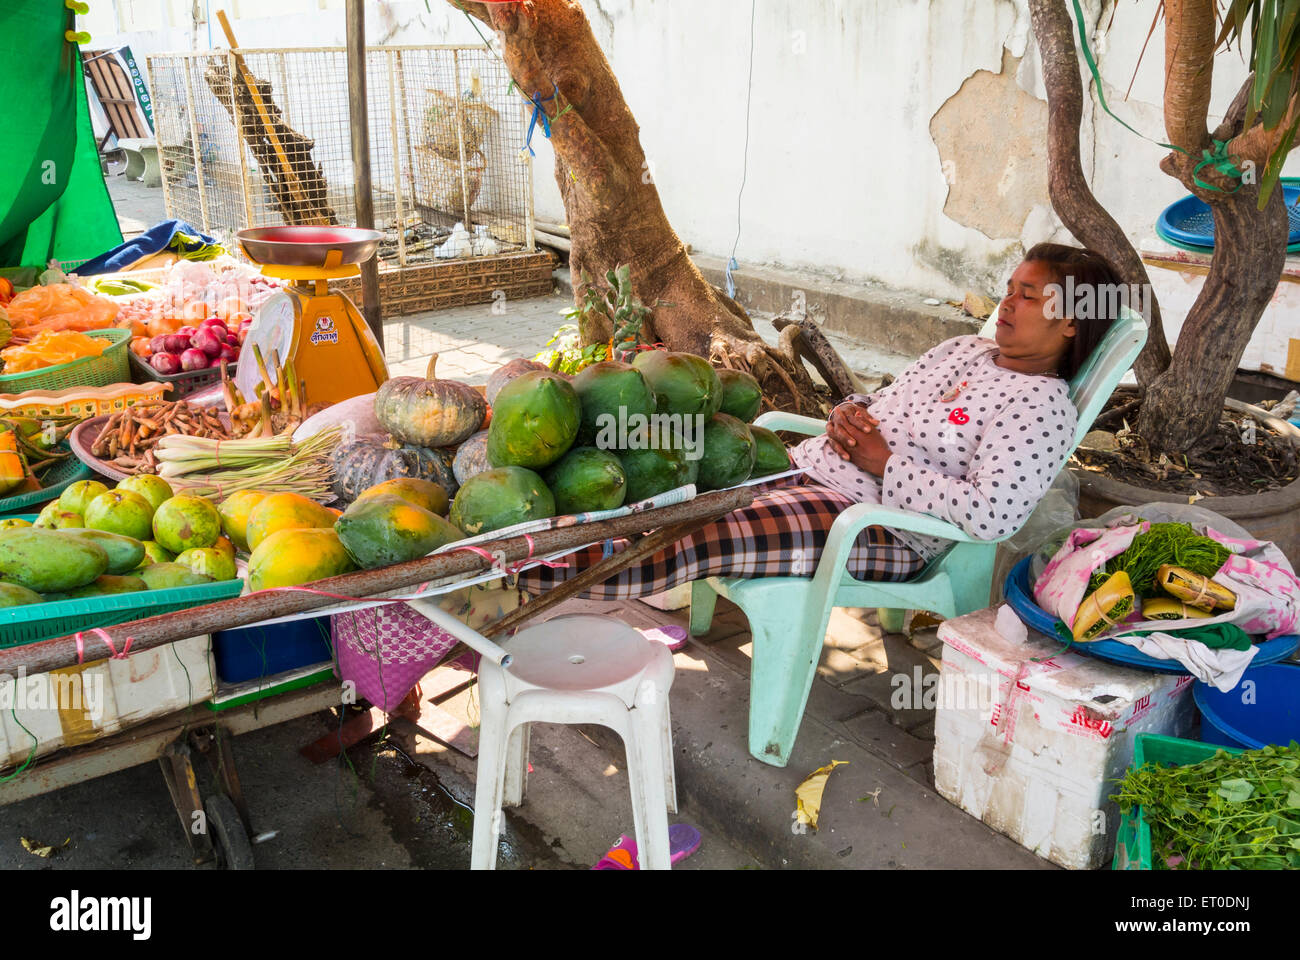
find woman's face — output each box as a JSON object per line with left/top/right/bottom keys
{"left": 995, "top": 259, "right": 1076, "bottom": 367}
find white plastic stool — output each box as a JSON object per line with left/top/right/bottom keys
{"left": 407, "top": 603, "right": 677, "bottom": 870}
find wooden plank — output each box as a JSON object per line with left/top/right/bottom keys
{"left": 216, "top": 683, "right": 343, "bottom": 737}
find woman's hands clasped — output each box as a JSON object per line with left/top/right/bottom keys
{"left": 825, "top": 402, "right": 894, "bottom": 477}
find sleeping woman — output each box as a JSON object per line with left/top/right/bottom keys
{"left": 518, "top": 243, "right": 1127, "bottom": 599}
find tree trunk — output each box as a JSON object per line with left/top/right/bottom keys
{"left": 1028, "top": 0, "right": 1171, "bottom": 386}
{"left": 452, "top": 0, "right": 821, "bottom": 414}
{"left": 1134, "top": 181, "right": 1288, "bottom": 454}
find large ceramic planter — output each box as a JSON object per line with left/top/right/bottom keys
{"left": 1071, "top": 466, "right": 1300, "bottom": 569}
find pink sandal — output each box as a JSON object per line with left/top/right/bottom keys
{"left": 592, "top": 824, "right": 702, "bottom": 870}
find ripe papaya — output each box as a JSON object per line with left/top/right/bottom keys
{"left": 248, "top": 528, "right": 357, "bottom": 591}
{"left": 355, "top": 477, "right": 450, "bottom": 517}
{"left": 218, "top": 489, "right": 272, "bottom": 553}
{"left": 245, "top": 492, "right": 338, "bottom": 552}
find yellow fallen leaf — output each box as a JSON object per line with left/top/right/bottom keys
{"left": 20, "top": 837, "right": 53, "bottom": 858}
{"left": 795, "top": 760, "right": 849, "bottom": 830}
{"left": 1189, "top": 493, "right": 1204, "bottom": 505}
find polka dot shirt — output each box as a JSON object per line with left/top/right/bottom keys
{"left": 791, "top": 335, "right": 1077, "bottom": 562}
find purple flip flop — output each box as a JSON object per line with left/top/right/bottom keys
{"left": 640, "top": 625, "right": 689, "bottom": 652}
{"left": 592, "top": 823, "right": 702, "bottom": 870}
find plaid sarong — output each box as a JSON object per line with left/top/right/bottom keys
{"left": 518, "top": 476, "right": 926, "bottom": 600}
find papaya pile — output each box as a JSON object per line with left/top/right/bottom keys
{"left": 440, "top": 351, "right": 793, "bottom": 521}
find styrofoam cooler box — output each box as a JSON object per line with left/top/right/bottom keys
{"left": 933, "top": 606, "right": 1196, "bottom": 870}
{"left": 0, "top": 635, "right": 214, "bottom": 771}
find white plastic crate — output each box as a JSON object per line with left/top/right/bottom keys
{"left": 0, "top": 636, "right": 214, "bottom": 770}
{"left": 932, "top": 606, "right": 1196, "bottom": 870}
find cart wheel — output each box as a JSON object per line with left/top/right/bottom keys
{"left": 205, "top": 793, "right": 255, "bottom": 870}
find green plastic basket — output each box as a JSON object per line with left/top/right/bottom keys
{"left": 1112, "top": 733, "right": 1244, "bottom": 870}
{"left": 0, "top": 328, "right": 131, "bottom": 393}
{"left": 0, "top": 513, "right": 244, "bottom": 649}
{"left": 0, "top": 447, "right": 93, "bottom": 515}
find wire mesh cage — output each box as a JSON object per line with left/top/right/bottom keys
{"left": 146, "top": 45, "right": 537, "bottom": 271}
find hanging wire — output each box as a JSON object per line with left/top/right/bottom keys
{"left": 726, "top": 0, "right": 759, "bottom": 299}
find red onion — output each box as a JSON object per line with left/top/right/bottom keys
{"left": 162, "top": 334, "right": 191, "bottom": 354}
{"left": 176, "top": 326, "right": 198, "bottom": 339}
{"left": 148, "top": 335, "right": 170, "bottom": 355}
{"left": 150, "top": 353, "right": 182, "bottom": 375}
{"left": 219, "top": 344, "right": 240, "bottom": 363}
{"left": 225, "top": 334, "right": 239, "bottom": 347}
{"left": 202, "top": 321, "right": 229, "bottom": 341}
{"left": 180, "top": 348, "right": 209, "bottom": 372}
{"left": 191, "top": 327, "right": 224, "bottom": 358}
{"left": 208, "top": 354, "right": 225, "bottom": 368}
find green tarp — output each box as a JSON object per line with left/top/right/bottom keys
{"left": 0, "top": 1, "right": 123, "bottom": 270}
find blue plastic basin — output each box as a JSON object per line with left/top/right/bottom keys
{"left": 1193, "top": 663, "right": 1300, "bottom": 749}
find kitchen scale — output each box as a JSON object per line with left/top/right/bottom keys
{"left": 235, "top": 226, "right": 389, "bottom": 407}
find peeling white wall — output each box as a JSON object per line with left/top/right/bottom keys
{"left": 85, "top": 0, "right": 1300, "bottom": 302}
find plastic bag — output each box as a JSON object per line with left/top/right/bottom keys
{"left": 4, "top": 284, "right": 118, "bottom": 337}
{"left": 989, "top": 468, "right": 1079, "bottom": 603}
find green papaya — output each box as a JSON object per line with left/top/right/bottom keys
{"left": 62, "top": 529, "right": 146, "bottom": 575}
{"left": 0, "top": 581, "right": 44, "bottom": 607}
{"left": 0, "top": 528, "right": 109, "bottom": 593}
{"left": 632, "top": 351, "right": 723, "bottom": 418}
{"left": 139, "top": 562, "right": 215, "bottom": 590}
{"left": 487, "top": 372, "right": 582, "bottom": 470}
{"left": 66, "top": 574, "right": 149, "bottom": 598}
{"left": 449, "top": 467, "right": 555, "bottom": 536}
{"left": 717, "top": 369, "right": 763, "bottom": 423}
{"left": 543, "top": 447, "right": 628, "bottom": 515}
{"left": 618, "top": 443, "right": 700, "bottom": 503}
{"left": 750, "top": 425, "right": 793, "bottom": 478}
{"left": 698, "top": 413, "right": 756, "bottom": 491}
{"left": 335, "top": 494, "right": 465, "bottom": 570}
{"left": 570, "top": 361, "right": 657, "bottom": 447}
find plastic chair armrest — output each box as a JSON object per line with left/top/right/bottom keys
{"left": 753, "top": 411, "right": 827, "bottom": 436}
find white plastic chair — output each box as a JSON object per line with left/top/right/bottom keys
{"left": 406, "top": 601, "right": 678, "bottom": 870}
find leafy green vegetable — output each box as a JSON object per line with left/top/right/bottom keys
{"left": 1112, "top": 741, "right": 1300, "bottom": 869}
{"left": 1089, "top": 523, "right": 1231, "bottom": 599}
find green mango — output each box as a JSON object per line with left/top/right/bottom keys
{"left": 61, "top": 529, "right": 146, "bottom": 575}
{"left": 139, "top": 562, "right": 215, "bottom": 590}
{"left": 66, "top": 574, "right": 149, "bottom": 598}
{"left": 0, "top": 528, "right": 109, "bottom": 593}
{"left": 0, "top": 581, "right": 44, "bottom": 607}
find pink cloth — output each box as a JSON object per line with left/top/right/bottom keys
{"left": 1033, "top": 520, "right": 1300, "bottom": 640}
{"left": 332, "top": 604, "right": 459, "bottom": 712}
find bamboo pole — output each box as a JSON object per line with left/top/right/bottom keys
{"left": 230, "top": 52, "right": 257, "bottom": 229}
{"left": 216, "top": 11, "right": 314, "bottom": 220}
{"left": 346, "top": 0, "right": 384, "bottom": 345}
{"left": 0, "top": 488, "right": 753, "bottom": 677}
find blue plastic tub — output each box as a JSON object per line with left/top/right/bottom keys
{"left": 1193, "top": 663, "right": 1300, "bottom": 749}
{"left": 212, "top": 616, "right": 334, "bottom": 684}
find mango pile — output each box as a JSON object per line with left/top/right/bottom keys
{"left": 0, "top": 477, "right": 238, "bottom": 606}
